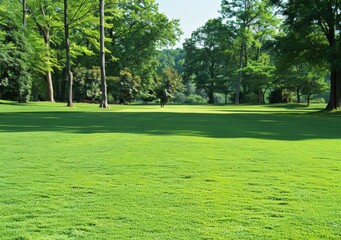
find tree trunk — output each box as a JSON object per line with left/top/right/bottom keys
{"left": 297, "top": 88, "right": 301, "bottom": 103}
{"left": 19, "top": 0, "right": 28, "bottom": 103}
{"left": 23, "top": 0, "right": 26, "bottom": 26}
{"left": 325, "top": 23, "right": 341, "bottom": 111}
{"left": 262, "top": 87, "right": 268, "bottom": 104}
{"left": 99, "top": 0, "right": 109, "bottom": 108}
{"left": 208, "top": 91, "right": 214, "bottom": 104}
{"left": 235, "top": 44, "right": 244, "bottom": 104}
{"left": 60, "top": 68, "right": 67, "bottom": 102}
{"left": 64, "top": 0, "right": 73, "bottom": 107}
{"left": 46, "top": 70, "right": 54, "bottom": 102}
{"left": 258, "top": 89, "right": 262, "bottom": 104}
{"left": 307, "top": 95, "right": 311, "bottom": 106}
{"left": 44, "top": 31, "right": 55, "bottom": 102}
{"left": 225, "top": 93, "right": 228, "bottom": 105}
{"left": 326, "top": 68, "right": 341, "bottom": 110}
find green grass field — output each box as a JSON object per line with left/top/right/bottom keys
{"left": 0, "top": 101, "right": 340, "bottom": 240}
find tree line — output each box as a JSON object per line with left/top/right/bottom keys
{"left": 1, "top": 0, "right": 340, "bottom": 110}
{"left": 182, "top": 0, "right": 334, "bottom": 109}
{"left": 0, "top": 0, "right": 181, "bottom": 107}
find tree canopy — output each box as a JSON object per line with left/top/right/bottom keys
{"left": 0, "top": 0, "right": 336, "bottom": 109}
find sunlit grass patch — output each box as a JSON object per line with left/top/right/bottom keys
{"left": 0, "top": 102, "right": 340, "bottom": 239}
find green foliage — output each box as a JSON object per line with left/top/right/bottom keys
{"left": 155, "top": 66, "right": 184, "bottom": 107}
{"left": 273, "top": 0, "right": 341, "bottom": 109}
{"left": 106, "top": 0, "right": 182, "bottom": 89}
{"left": 157, "top": 48, "right": 185, "bottom": 75}
{"left": 0, "top": 6, "right": 33, "bottom": 102}
{"left": 140, "top": 89, "right": 157, "bottom": 103}
{"left": 221, "top": 0, "right": 280, "bottom": 103}
{"left": 109, "top": 68, "right": 141, "bottom": 104}
{"left": 172, "top": 92, "right": 186, "bottom": 103}
{"left": 173, "top": 92, "right": 207, "bottom": 105}
{"left": 0, "top": 0, "right": 337, "bottom": 109}
{"left": 73, "top": 67, "right": 101, "bottom": 101}
{"left": 300, "top": 71, "right": 328, "bottom": 105}
{"left": 240, "top": 53, "right": 275, "bottom": 103}
{"left": 184, "top": 94, "right": 207, "bottom": 104}
{"left": 184, "top": 18, "right": 233, "bottom": 104}
{"left": 274, "top": 59, "right": 329, "bottom": 105}
{"left": 26, "top": 0, "right": 64, "bottom": 71}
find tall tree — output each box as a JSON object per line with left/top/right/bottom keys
{"left": 239, "top": 53, "right": 275, "bottom": 103}
{"left": 99, "top": 0, "right": 109, "bottom": 108}
{"left": 0, "top": 3, "right": 33, "bottom": 102}
{"left": 155, "top": 66, "right": 184, "bottom": 107}
{"left": 27, "top": 0, "right": 63, "bottom": 102}
{"left": 57, "top": 0, "right": 98, "bottom": 102}
{"left": 19, "top": 0, "right": 31, "bottom": 103}
{"left": 64, "top": 0, "right": 73, "bottom": 107}
{"left": 109, "top": 68, "right": 141, "bottom": 104}
{"left": 221, "top": 0, "right": 278, "bottom": 104}
{"left": 184, "top": 18, "right": 232, "bottom": 103}
{"left": 106, "top": 0, "right": 181, "bottom": 97}
{"left": 272, "top": 0, "right": 341, "bottom": 110}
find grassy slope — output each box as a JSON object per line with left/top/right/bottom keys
{"left": 0, "top": 101, "right": 340, "bottom": 240}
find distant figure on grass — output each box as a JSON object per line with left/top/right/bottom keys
{"left": 157, "top": 89, "right": 172, "bottom": 108}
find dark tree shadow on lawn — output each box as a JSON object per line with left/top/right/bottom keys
{"left": 263, "top": 103, "right": 324, "bottom": 111}
{"left": 0, "top": 109, "right": 340, "bottom": 141}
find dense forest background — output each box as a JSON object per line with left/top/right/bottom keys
{"left": 1, "top": 0, "right": 340, "bottom": 110}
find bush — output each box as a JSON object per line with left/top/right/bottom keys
{"left": 310, "top": 97, "right": 325, "bottom": 104}
{"left": 73, "top": 67, "right": 101, "bottom": 102}
{"left": 185, "top": 94, "right": 207, "bottom": 104}
{"left": 214, "top": 93, "right": 226, "bottom": 104}
{"left": 173, "top": 92, "right": 187, "bottom": 104}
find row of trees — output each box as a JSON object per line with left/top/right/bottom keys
{"left": 182, "top": 0, "right": 330, "bottom": 107}
{"left": 1, "top": 0, "right": 340, "bottom": 110}
{"left": 0, "top": 0, "right": 181, "bottom": 106}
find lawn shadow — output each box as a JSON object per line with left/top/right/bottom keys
{"left": 264, "top": 103, "right": 324, "bottom": 111}
{"left": 0, "top": 109, "right": 340, "bottom": 141}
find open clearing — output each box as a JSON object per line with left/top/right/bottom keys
{"left": 0, "top": 102, "right": 340, "bottom": 239}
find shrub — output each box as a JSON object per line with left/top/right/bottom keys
{"left": 214, "top": 93, "right": 226, "bottom": 104}
{"left": 310, "top": 97, "right": 325, "bottom": 104}
{"left": 173, "top": 92, "right": 187, "bottom": 104}
{"left": 185, "top": 94, "right": 207, "bottom": 104}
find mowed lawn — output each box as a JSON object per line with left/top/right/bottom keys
{"left": 0, "top": 101, "right": 341, "bottom": 240}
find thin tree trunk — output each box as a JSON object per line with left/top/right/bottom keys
{"left": 61, "top": 69, "right": 67, "bottom": 102}
{"left": 258, "top": 88, "right": 262, "bottom": 104}
{"left": 23, "top": 0, "right": 26, "bottom": 26}
{"left": 19, "top": 0, "right": 27, "bottom": 103}
{"left": 99, "top": 0, "right": 109, "bottom": 108}
{"left": 46, "top": 70, "right": 54, "bottom": 102}
{"left": 31, "top": 7, "right": 55, "bottom": 102}
{"left": 262, "top": 87, "right": 268, "bottom": 104}
{"left": 307, "top": 95, "right": 311, "bottom": 106}
{"left": 235, "top": 44, "right": 244, "bottom": 104}
{"left": 44, "top": 31, "right": 55, "bottom": 102}
{"left": 297, "top": 88, "right": 301, "bottom": 103}
{"left": 64, "top": 0, "right": 73, "bottom": 107}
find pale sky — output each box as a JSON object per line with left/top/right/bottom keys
{"left": 155, "top": 0, "right": 221, "bottom": 48}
